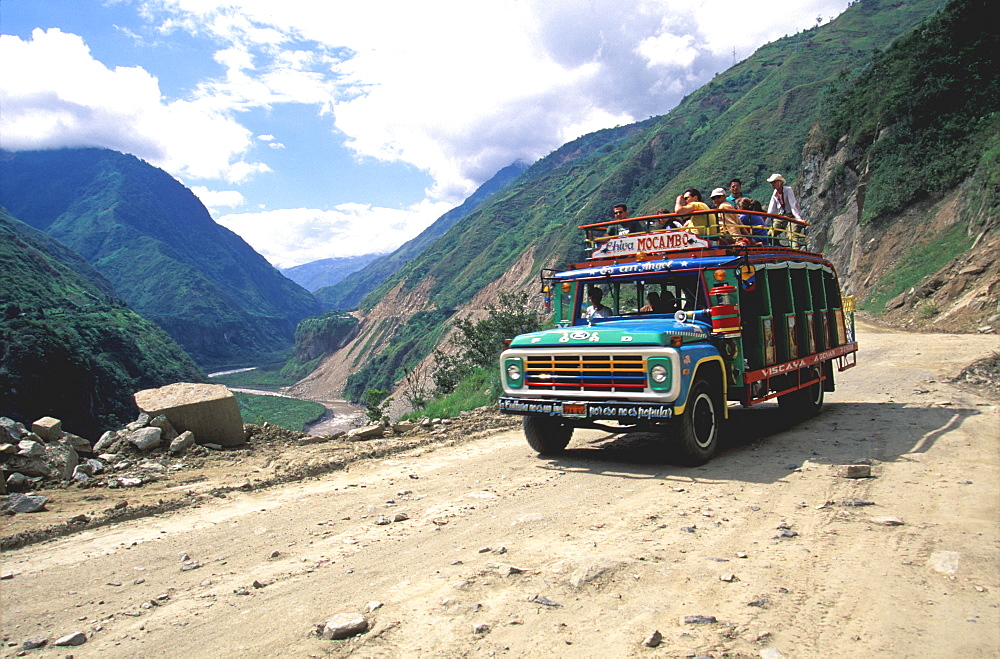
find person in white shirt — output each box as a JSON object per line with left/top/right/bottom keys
{"left": 766, "top": 173, "right": 805, "bottom": 248}
{"left": 585, "top": 287, "right": 611, "bottom": 318}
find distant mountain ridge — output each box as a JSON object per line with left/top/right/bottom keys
{"left": 0, "top": 149, "right": 323, "bottom": 368}
{"left": 314, "top": 161, "right": 530, "bottom": 310}
{"left": 1, "top": 207, "right": 204, "bottom": 437}
{"left": 280, "top": 254, "right": 381, "bottom": 293}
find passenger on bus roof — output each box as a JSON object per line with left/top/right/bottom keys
{"left": 726, "top": 178, "right": 743, "bottom": 206}
{"left": 735, "top": 197, "right": 771, "bottom": 245}
{"left": 766, "top": 174, "right": 805, "bottom": 248}
{"left": 710, "top": 187, "right": 747, "bottom": 243}
{"left": 585, "top": 287, "right": 611, "bottom": 319}
{"left": 656, "top": 208, "right": 684, "bottom": 230}
{"left": 675, "top": 188, "right": 717, "bottom": 239}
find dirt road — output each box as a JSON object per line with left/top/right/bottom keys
{"left": 2, "top": 324, "right": 998, "bottom": 658}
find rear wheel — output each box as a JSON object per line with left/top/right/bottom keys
{"left": 675, "top": 377, "right": 721, "bottom": 466}
{"left": 523, "top": 416, "right": 573, "bottom": 455}
{"left": 778, "top": 367, "right": 824, "bottom": 418}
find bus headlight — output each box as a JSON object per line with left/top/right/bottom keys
{"left": 647, "top": 357, "right": 673, "bottom": 392}
{"left": 504, "top": 357, "right": 524, "bottom": 388}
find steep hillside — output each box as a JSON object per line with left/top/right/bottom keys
{"left": 803, "top": 0, "right": 998, "bottom": 331}
{"left": 0, "top": 207, "right": 205, "bottom": 437}
{"left": 314, "top": 161, "right": 531, "bottom": 310}
{"left": 291, "top": 0, "right": 950, "bottom": 406}
{"left": 0, "top": 148, "right": 323, "bottom": 367}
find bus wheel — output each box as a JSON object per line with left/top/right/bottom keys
{"left": 523, "top": 416, "right": 573, "bottom": 455}
{"left": 675, "top": 378, "right": 720, "bottom": 466}
{"left": 778, "top": 368, "right": 825, "bottom": 418}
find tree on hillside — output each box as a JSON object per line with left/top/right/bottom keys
{"left": 432, "top": 291, "right": 541, "bottom": 395}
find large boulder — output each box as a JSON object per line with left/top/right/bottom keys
{"left": 133, "top": 383, "right": 244, "bottom": 447}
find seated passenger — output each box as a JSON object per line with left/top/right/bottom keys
{"left": 640, "top": 291, "right": 663, "bottom": 313}
{"left": 735, "top": 197, "right": 770, "bottom": 245}
{"left": 675, "top": 188, "right": 717, "bottom": 239}
{"left": 656, "top": 208, "right": 684, "bottom": 230}
{"left": 710, "top": 187, "right": 747, "bottom": 243}
{"left": 585, "top": 287, "right": 611, "bottom": 319}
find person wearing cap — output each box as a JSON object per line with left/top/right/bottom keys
{"left": 710, "top": 187, "right": 746, "bottom": 243}
{"left": 766, "top": 174, "right": 804, "bottom": 248}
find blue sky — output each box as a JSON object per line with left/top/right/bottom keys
{"left": 1, "top": 0, "right": 850, "bottom": 268}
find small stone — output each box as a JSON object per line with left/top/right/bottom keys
{"left": 408, "top": 473, "right": 419, "bottom": 479}
{"left": 840, "top": 464, "right": 872, "bottom": 479}
{"left": 501, "top": 565, "right": 526, "bottom": 576}
{"left": 375, "top": 515, "right": 391, "bottom": 525}
{"left": 479, "top": 546, "right": 491, "bottom": 553}
{"left": 871, "top": 516, "right": 905, "bottom": 526}
{"left": 252, "top": 580, "right": 265, "bottom": 589}
{"left": 392, "top": 512, "right": 409, "bottom": 522}
{"left": 760, "top": 648, "right": 785, "bottom": 659}
{"left": 720, "top": 573, "right": 737, "bottom": 582}
{"left": 841, "top": 500, "right": 875, "bottom": 507}
{"left": 683, "top": 615, "right": 717, "bottom": 624}
{"left": 748, "top": 598, "right": 770, "bottom": 607}
{"left": 53, "top": 631, "right": 87, "bottom": 647}
{"left": 21, "top": 637, "right": 47, "bottom": 650}
{"left": 269, "top": 550, "right": 280, "bottom": 558}
{"left": 681, "top": 525, "right": 697, "bottom": 533}
{"left": 643, "top": 630, "right": 662, "bottom": 647}
{"left": 528, "top": 594, "right": 561, "bottom": 607}
{"left": 364, "top": 601, "right": 383, "bottom": 613}
{"left": 321, "top": 613, "right": 368, "bottom": 640}
{"left": 4, "top": 492, "right": 48, "bottom": 513}
{"left": 472, "top": 623, "right": 490, "bottom": 634}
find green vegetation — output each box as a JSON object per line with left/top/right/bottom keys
{"left": 342, "top": 310, "right": 454, "bottom": 403}
{"left": 402, "top": 368, "right": 499, "bottom": 421}
{"left": 858, "top": 222, "right": 974, "bottom": 313}
{"left": 361, "top": 388, "right": 393, "bottom": 423}
{"left": 818, "top": 0, "right": 999, "bottom": 223}
{"left": 208, "top": 366, "right": 297, "bottom": 389}
{"left": 0, "top": 209, "right": 205, "bottom": 437}
{"left": 0, "top": 148, "right": 322, "bottom": 368}
{"left": 233, "top": 392, "right": 326, "bottom": 431}
{"left": 432, "top": 291, "right": 541, "bottom": 395}
{"left": 280, "top": 311, "right": 359, "bottom": 381}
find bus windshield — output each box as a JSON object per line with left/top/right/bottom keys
{"left": 578, "top": 273, "right": 707, "bottom": 319}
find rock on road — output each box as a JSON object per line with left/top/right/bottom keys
{"left": 2, "top": 324, "right": 998, "bottom": 658}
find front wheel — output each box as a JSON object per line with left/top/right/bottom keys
{"left": 675, "top": 378, "right": 721, "bottom": 466}
{"left": 523, "top": 416, "right": 573, "bottom": 455}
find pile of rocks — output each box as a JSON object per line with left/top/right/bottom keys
{"left": 0, "top": 412, "right": 212, "bottom": 505}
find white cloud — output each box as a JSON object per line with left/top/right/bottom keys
{"left": 191, "top": 186, "right": 245, "bottom": 211}
{"left": 0, "top": 28, "right": 266, "bottom": 182}
{"left": 215, "top": 199, "right": 454, "bottom": 268}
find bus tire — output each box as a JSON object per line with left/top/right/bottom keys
{"left": 675, "top": 377, "right": 720, "bottom": 466}
{"left": 523, "top": 416, "right": 573, "bottom": 455}
{"left": 778, "top": 368, "right": 824, "bottom": 418}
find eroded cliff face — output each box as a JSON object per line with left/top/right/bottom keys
{"left": 801, "top": 132, "right": 999, "bottom": 333}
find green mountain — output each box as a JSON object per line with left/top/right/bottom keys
{"left": 292, "top": 0, "right": 994, "bottom": 406}
{"left": 314, "top": 161, "right": 532, "bottom": 311}
{"left": 0, "top": 207, "right": 205, "bottom": 437}
{"left": 0, "top": 148, "right": 323, "bottom": 368}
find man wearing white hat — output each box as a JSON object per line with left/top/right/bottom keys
{"left": 766, "top": 174, "right": 804, "bottom": 248}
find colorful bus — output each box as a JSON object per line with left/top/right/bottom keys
{"left": 498, "top": 210, "right": 857, "bottom": 465}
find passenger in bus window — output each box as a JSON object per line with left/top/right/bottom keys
{"left": 766, "top": 174, "right": 804, "bottom": 248}
{"left": 585, "top": 287, "right": 611, "bottom": 319}
{"left": 640, "top": 291, "right": 663, "bottom": 313}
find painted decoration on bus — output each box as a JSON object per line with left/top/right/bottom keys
{"left": 805, "top": 311, "right": 816, "bottom": 354}
{"left": 592, "top": 230, "right": 709, "bottom": 259}
{"left": 739, "top": 264, "right": 757, "bottom": 291}
{"left": 786, "top": 313, "right": 798, "bottom": 359}
{"left": 762, "top": 316, "right": 776, "bottom": 365}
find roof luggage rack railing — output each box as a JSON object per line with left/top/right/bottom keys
{"left": 578, "top": 209, "right": 810, "bottom": 255}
